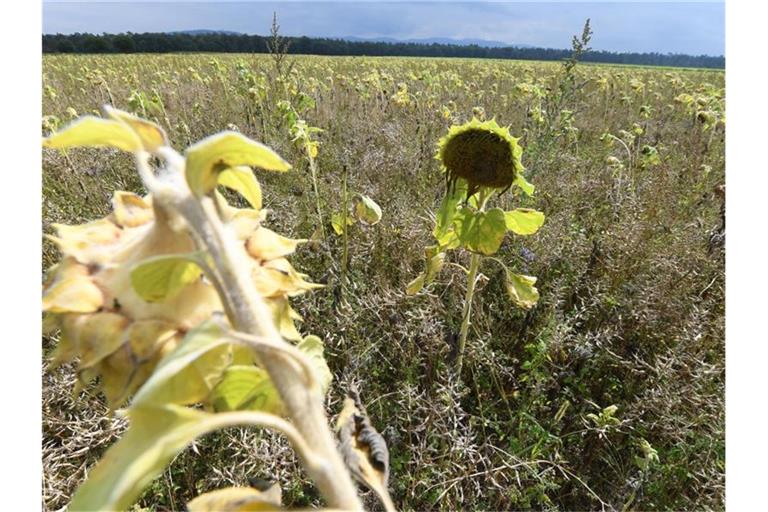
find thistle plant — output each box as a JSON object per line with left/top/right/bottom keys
{"left": 407, "top": 118, "right": 545, "bottom": 374}
{"left": 41, "top": 107, "right": 391, "bottom": 511}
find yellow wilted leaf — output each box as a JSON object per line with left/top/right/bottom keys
{"left": 504, "top": 271, "right": 540, "bottom": 309}
{"left": 76, "top": 312, "right": 130, "bottom": 368}
{"left": 187, "top": 484, "right": 282, "bottom": 512}
{"left": 130, "top": 254, "right": 204, "bottom": 303}
{"left": 352, "top": 194, "right": 383, "bottom": 226}
{"left": 185, "top": 131, "right": 290, "bottom": 196}
{"left": 297, "top": 335, "right": 333, "bottom": 395}
{"left": 218, "top": 166, "right": 263, "bottom": 210}
{"left": 43, "top": 116, "right": 141, "bottom": 152}
{"left": 104, "top": 106, "right": 168, "bottom": 151}
{"left": 331, "top": 212, "right": 354, "bottom": 236}
{"left": 265, "top": 297, "right": 303, "bottom": 341}
{"left": 405, "top": 273, "right": 426, "bottom": 296}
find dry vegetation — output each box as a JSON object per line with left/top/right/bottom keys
{"left": 43, "top": 52, "right": 724, "bottom": 511}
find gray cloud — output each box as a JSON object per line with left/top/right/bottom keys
{"left": 43, "top": 1, "right": 724, "bottom": 56}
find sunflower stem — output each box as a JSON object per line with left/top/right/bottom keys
{"left": 455, "top": 188, "right": 491, "bottom": 375}
{"left": 137, "top": 149, "right": 363, "bottom": 511}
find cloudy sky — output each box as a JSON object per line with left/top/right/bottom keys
{"left": 42, "top": 1, "right": 725, "bottom": 56}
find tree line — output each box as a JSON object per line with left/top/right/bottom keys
{"left": 41, "top": 32, "right": 725, "bottom": 69}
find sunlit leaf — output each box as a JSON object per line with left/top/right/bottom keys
{"left": 405, "top": 273, "right": 426, "bottom": 296}
{"left": 331, "top": 212, "right": 354, "bottom": 236}
{"left": 130, "top": 253, "right": 204, "bottom": 303}
{"left": 352, "top": 195, "right": 383, "bottom": 226}
{"left": 211, "top": 365, "right": 283, "bottom": 415}
{"left": 504, "top": 208, "right": 545, "bottom": 236}
{"left": 454, "top": 207, "right": 507, "bottom": 256}
{"left": 69, "top": 404, "right": 290, "bottom": 511}
{"left": 218, "top": 166, "right": 263, "bottom": 210}
{"left": 297, "top": 335, "right": 333, "bottom": 395}
{"left": 187, "top": 484, "right": 282, "bottom": 512}
{"left": 185, "top": 131, "right": 290, "bottom": 196}
{"left": 513, "top": 173, "right": 535, "bottom": 196}
{"left": 42, "top": 116, "right": 141, "bottom": 152}
{"left": 132, "top": 321, "right": 233, "bottom": 407}
{"left": 104, "top": 106, "right": 168, "bottom": 151}
{"left": 504, "top": 271, "right": 540, "bottom": 309}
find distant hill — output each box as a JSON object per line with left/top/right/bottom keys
{"left": 341, "top": 36, "right": 534, "bottom": 49}
{"left": 168, "top": 29, "right": 243, "bottom": 36}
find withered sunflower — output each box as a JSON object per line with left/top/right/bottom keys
{"left": 437, "top": 118, "right": 524, "bottom": 197}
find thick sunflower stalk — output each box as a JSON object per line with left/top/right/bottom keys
{"left": 42, "top": 107, "right": 366, "bottom": 511}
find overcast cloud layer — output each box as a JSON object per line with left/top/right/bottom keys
{"left": 43, "top": 1, "right": 725, "bottom": 56}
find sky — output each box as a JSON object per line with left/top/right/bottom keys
{"left": 42, "top": 1, "right": 725, "bottom": 56}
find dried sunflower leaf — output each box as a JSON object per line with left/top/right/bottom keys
{"left": 336, "top": 388, "right": 395, "bottom": 512}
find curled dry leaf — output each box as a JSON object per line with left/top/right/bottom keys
{"left": 336, "top": 386, "right": 395, "bottom": 512}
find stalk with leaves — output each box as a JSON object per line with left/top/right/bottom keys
{"left": 42, "top": 108, "right": 394, "bottom": 511}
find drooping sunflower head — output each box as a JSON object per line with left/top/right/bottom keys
{"left": 437, "top": 118, "right": 524, "bottom": 196}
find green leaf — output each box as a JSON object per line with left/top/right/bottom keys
{"left": 504, "top": 271, "right": 540, "bottom": 309}
{"left": 104, "top": 106, "right": 168, "bottom": 151}
{"left": 352, "top": 194, "right": 383, "bottom": 226}
{"left": 130, "top": 254, "right": 204, "bottom": 303}
{"left": 210, "top": 335, "right": 331, "bottom": 414}
{"left": 132, "top": 321, "right": 234, "bottom": 407}
{"left": 42, "top": 116, "right": 141, "bottom": 152}
{"left": 513, "top": 173, "right": 535, "bottom": 196}
{"left": 297, "top": 335, "right": 333, "bottom": 395}
{"left": 218, "top": 166, "right": 263, "bottom": 210}
{"left": 331, "top": 212, "right": 354, "bottom": 236}
{"left": 69, "top": 404, "right": 288, "bottom": 511}
{"left": 210, "top": 365, "right": 283, "bottom": 414}
{"left": 504, "top": 208, "right": 545, "bottom": 235}
{"left": 433, "top": 179, "right": 467, "bottom": 246}
{"left": 185, "top": 131, "right": 291, "bottom": 196}
{"left": 454, "top": 207, "right": 507, "bottom": 256}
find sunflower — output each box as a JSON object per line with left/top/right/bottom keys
{"left": 437, "top": 118, "right": 524, "bottom": 197}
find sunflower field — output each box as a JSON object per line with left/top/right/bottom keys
{"left": 42, "top": 52, "right": 724, "bottom": 511}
